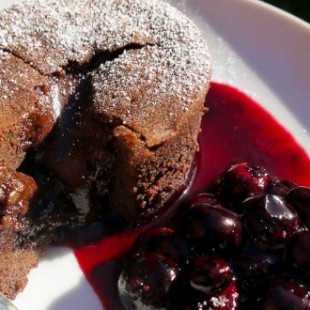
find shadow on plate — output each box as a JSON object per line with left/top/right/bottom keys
{"left": 47, "top": 260, "right": 125, "bottom": 310}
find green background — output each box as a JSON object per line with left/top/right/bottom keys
{"left": 262, "top": 0, "right": 310, "bottom": 22}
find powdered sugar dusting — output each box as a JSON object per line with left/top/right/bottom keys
{"left": 0, "top": 0, "right": 94, "bottom": 73}
{"left": 0, "top": 0, "right": 211, "bottom": 146}
{"left": 0, "top": 0, "right": 156, "bottom": 74}
{"left": 92, "top": 0, "right": 211, "bottom": 146}
{"left": 50, "top": 83, "right": 62, "bottom": 119}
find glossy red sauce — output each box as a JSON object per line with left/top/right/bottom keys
{"left": 73, "top": 82, "right": 310, "bottom": 309}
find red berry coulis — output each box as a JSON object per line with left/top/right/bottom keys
{"left": 69, "top": 82, "right": 310, "bottom": 309}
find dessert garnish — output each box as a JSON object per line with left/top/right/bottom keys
{"left": 118, "top": 162, "right": 310, "bottom": 309}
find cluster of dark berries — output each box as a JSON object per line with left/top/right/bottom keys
{"left": 118, "top": 162, "right": 310, "bottom": 309}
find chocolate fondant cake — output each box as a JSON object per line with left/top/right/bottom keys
{"left": 0, "top": 0, "right": 211, "bottom": 299}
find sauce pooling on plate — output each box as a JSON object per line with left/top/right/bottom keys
{"left": 71, "top": 82, "right": 310, "bottom": 309}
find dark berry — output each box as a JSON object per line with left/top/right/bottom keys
{"left": 261, "top": 279, "right": 310, "bottom": 310}
{"left": 188, "top": 193, "right": 221, "bottom": 207}
{"left": 209, "top": 282, "right": 239, "bottom": 310}
{"left": 287, "top": 186, "right": 310, "bottom": 226}
{"left": 267, "top": 179, "right": 296, "bottom": 196}
{"left": 235, "top": 246, "right": 279, "bottom": 286}
{"left": 169, "top": 282, "right": 239, "bottom": 310}
{"left": 118, "top": 253, "right": 179, "bottom": 309}
{"left": 215, "top": 162, "right": 270, "bottom": 208}
{"left": 119, "top": 164, "right": 310, "bottom": 309}
{"left": 178, "top": 203, "right": 242, "bottom": 253}
{"left": 189, "top": 256, "right": 234, "bottom": 296}
{"left": 134, "top": 227, "right": 192, "bottom": 266}
{"left": 243, "top": 194, "right": 303, "bottom": 248}
{"left": 196, "top": 283, "right": 239, "bottom": 310}
{"left": 285, "top": 230, "right": 310, "bottom": 271}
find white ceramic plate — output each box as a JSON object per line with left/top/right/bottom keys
{"left": 0, "top": 0, "right": 309, "bottom": 309}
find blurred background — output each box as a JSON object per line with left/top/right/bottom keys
{"left": 262, "top": 0, "right": 310, "bottom": 22}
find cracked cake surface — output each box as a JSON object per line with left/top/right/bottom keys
{"left": 0, "top": 0, "right": 211, "bottom": 299}
{"left": 0, "top": 0, "right": 210, "bottom": 145}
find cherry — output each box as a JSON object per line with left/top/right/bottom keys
{"left": 118, "top": 163, "right": 310, "bottom": 309}
{"left": 134, "top": 227, "right": 192, "bottom": 266}
{"left": 235, "top": 246, "right": 279, "bottom": 287}
{"left": 188, "top": 193, "right": 221, "bottom": 207}
{"left": 266, "top": 179, "right": 296, "bottom": 196}
{"left": 189, "top": 256, "right": 234, "bottom": 296}
{"left": 169, "top": 282, "right": 239, "bottom": 310}
{"left": 285, "top": 230, "right": 310, "bottom": 272}
{"left": 208, "top": 282, "right": 239, "bottom": 310}
{"left": 261, "top": 279, "right": 310, "bottom": 309}
{"left": 214, "top": 162, "right": 270, "bottom": 208}
{"left": 118, "top": 253, "right": 179, "bottom": 309}
{"left": 287, "top": 186, "right": 310, "bottom": 226}
{"left": 197, "top": 283, "right": 239, "bottom": 310}
{"left": 178, "top": 203, "right": 242, "bottom": 254}
{"left": 243, "top": 194, "right": 302, "bottom": 248}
